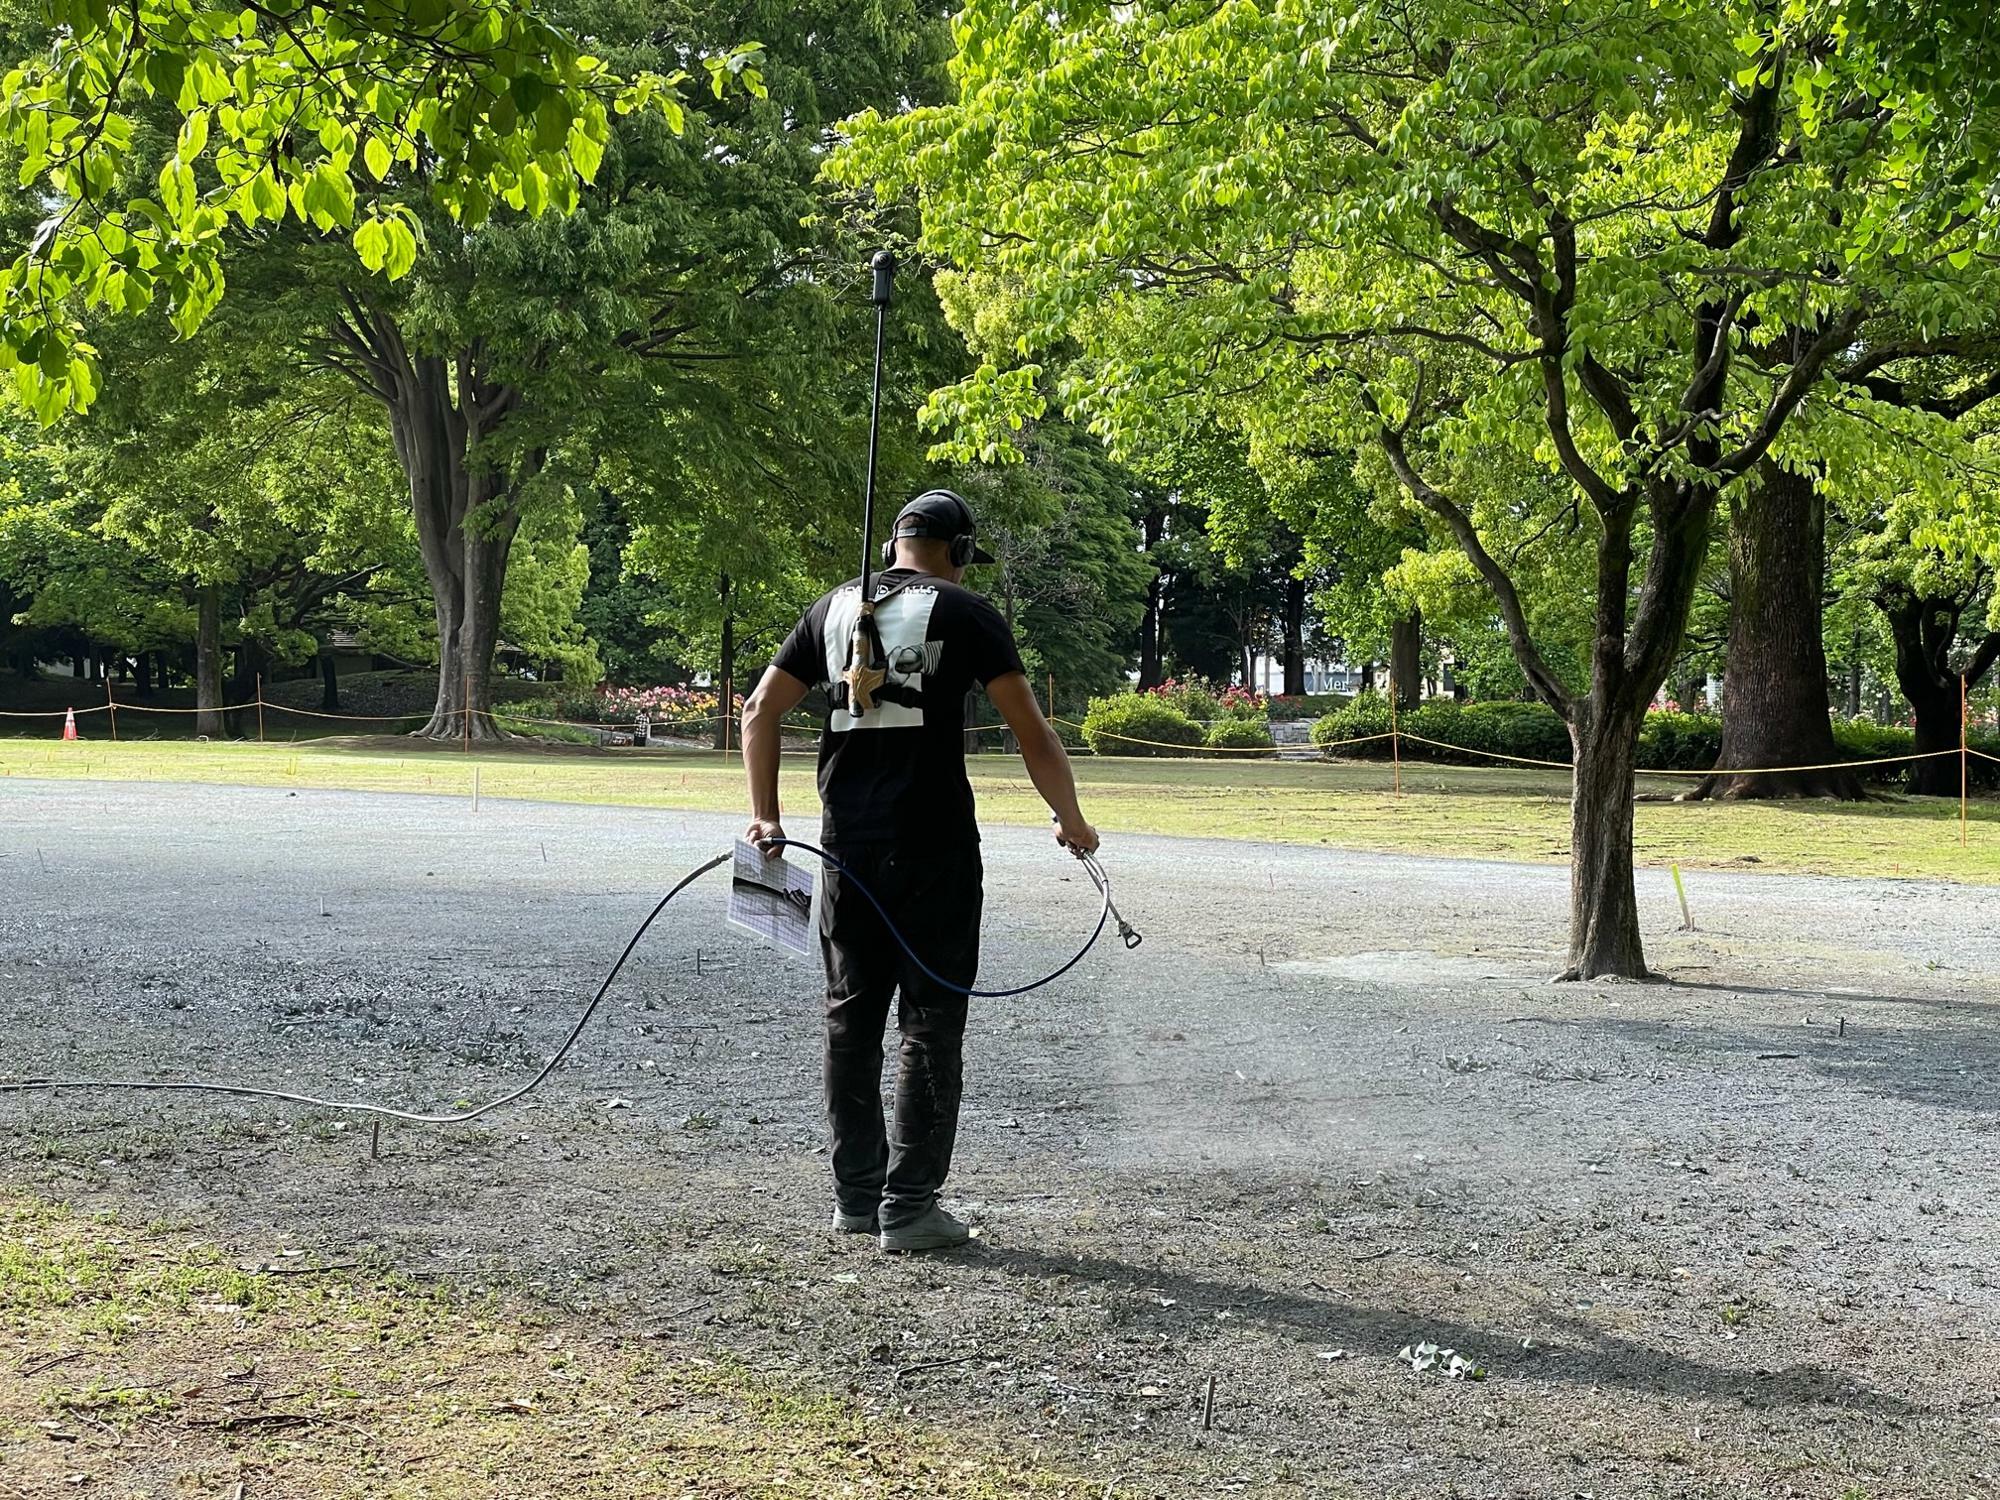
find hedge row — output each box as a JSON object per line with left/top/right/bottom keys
{"left": 1078, "top": 694, "right": 1279, "bottom": 756}
{"left": 1309, "top": 692, "right": 1999, "bottom": 783}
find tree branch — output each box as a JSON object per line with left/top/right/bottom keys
{"left": 1372, "top": 417, "right": 1574, "bottom": 719}
{"left": 1717, "top": 308, "right": 1869, "bottom": 480}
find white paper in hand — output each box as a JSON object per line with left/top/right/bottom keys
{"left": 727, "top": 839, "right": 816, "bottom": 958}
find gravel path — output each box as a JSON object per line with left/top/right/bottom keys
{"left": 3, "top": 779, "right": 1997, "bottom": 1499}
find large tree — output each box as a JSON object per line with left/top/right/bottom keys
{"left": 0, "top": 0, "right": 714, "bottom": 417}
{"left": 0, "top": 0, "right": 772, "bottom": 737}
{"left": 836, "top": 0, "right": 2000, "bottom": 979}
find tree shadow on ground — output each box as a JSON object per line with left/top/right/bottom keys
{"left": 970, "top": 1243, "right": 1921, "bottom": 1417}
{"left": 1580, "top": 994, "right": 2000, "bottom": 1116}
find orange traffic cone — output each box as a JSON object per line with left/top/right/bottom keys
{"left": 61, "top": 707, "right": 77, "bottom": 741}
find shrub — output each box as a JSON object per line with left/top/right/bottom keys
{"left": 1081, "top": 694, "right": 1204, "bottom": 756}
{"left": 550, "top": 684, "right": 738, "bottom": 732}
{"left": 1203, "top": 717, "right": 1275, "bottom": 755}
{"left": 1216, "top": 684, "right": 1269, "bottom": 721}
{"left": 1142, "top": 676, "right": 1224, "bottom": 724}
{"left": 1310, "top": 690, "right": 1395, "bottom": 756}
{"left": 1638, "top": 711, "right": 1722, "bottom": 770}
{"left": 1423, "top": 700, "right": 1574, "bottom": 764}
{"left": 1830, "top": 717, "right": 1914, "bottom": 762}
{"left": 1304, "top": 696, "right": 2000, "bottom": 785}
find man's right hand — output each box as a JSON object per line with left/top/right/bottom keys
{"left": 744, "top": 817, "right": 786, "bottom": 855}
{"left": 1054, "top": 815, "right": 1100, "bottom": 856}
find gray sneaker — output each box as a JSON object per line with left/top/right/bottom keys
{"left": 832, "top": 1208, "right": 878, "bottom": 1235}
{"left": 879, "top": 1204, "right": 974, "bottom": 1253}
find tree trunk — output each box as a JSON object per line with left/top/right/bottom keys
{"left": 1686, "top": 466, "right": 1864, "bottom": 799}
{"left": 1360, "top": 661, "right": 1375, "bottom": 693}
{"left": 1137, "top": 508, "right": 1166, "bottom": 689}
{"left": 1138, "top": 575, "right": 1164, "bottom": 689}
{"left": 1389, "top": 608, "right": 1421, "bottom": 709}
{"left": 1563, "top": 702, "right": 1648, "bottom": 980}
{"left": 714, "top": 574, "right": 735, "bottom": 752}
{"left": 135, "top": 652, "right": 154, "bottom": 698}
{"left": 331, "top": 301, "right": 530, "bottom": 743}
{"left": 1282, "top": 573, "right": 1306, "bottom": 696}
{"left": 194, "top": 586, "right": 225, "bottom": 738}
{"left": 320, "top": 649, "right": 340, "bottom": 712}
{"left": 1880, "top": 586, "right": 1999, "bottom": 797}
{"left": 1907, "top": 686, "right": 1963, "bottom": 797}
{"left": 227, "top": 639, "right": 266, "bottom": 739}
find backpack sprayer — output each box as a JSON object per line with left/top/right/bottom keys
{"left": 0, "top": 250, "right": 1140, "bottom": 1130}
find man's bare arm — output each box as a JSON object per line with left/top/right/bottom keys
{"left": 986, "top": 671, "right": 1099, "bottom": 854}
{"left": 741, "top": 665, "right": 811, "bottom": 852}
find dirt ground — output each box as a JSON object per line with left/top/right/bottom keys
{"left": 3, "top": 779, "right": 1997, "bottom": 1499}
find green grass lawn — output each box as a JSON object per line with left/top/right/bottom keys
{"left": 3, "top": 735, "right": 1994, "bottom": 883}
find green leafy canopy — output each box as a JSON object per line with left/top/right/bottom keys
{"left": 0, "top": 0, "right": 766, "bottom": 420}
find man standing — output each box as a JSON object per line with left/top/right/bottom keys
{"left": 740, "top": 488, "right": 1100, "bottom": 1253}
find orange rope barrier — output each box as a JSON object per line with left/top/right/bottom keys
{"left": 9, "top": 685, "right": 1994, "bottom": 798}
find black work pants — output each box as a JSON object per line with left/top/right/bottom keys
{"left": 819, "top": 844, "right": 982, "bottom": 1228}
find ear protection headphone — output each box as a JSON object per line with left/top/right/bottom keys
{"left": 882, "top": 489, "right": 979, "bottom": 569}
{"left": 882, "top": 531, "right": 978, "bottom": 568}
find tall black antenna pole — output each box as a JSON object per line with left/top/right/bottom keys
{"left": 858, "top": 249, "right": 896, "bottom": 602}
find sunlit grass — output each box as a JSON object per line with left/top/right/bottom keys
{"left": 1, "top": 736, "right": 1993, "bottom": 883}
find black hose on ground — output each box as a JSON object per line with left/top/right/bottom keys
{"left": 0, "top": 841, "right": 1138, "bottom": 1125}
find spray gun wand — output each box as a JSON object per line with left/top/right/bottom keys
{"left": 839, "top": 249, "right": 897, "bottom": 718}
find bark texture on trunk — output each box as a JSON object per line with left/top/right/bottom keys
{"left": 714, "top": 574, "right": 735, "bottom": 752}
{"left": 1686, "top": 466, "right": 1863, "bottom": 800}
{"left": 227, "top": 641, "right": 266, "bottom": 739}
{"left": 328, "top": 294, "right": 533, "bottom": 742}
{"left": 1565, "top": 704, "right": 1647, "bottom": 980}
{"left": 194, "top": 585, "right": 224, "bottom": 738}
{"left": 1389, "top": 609, "right": 1422, "bottom": 709}
{"left": 1282, "top": 573, "right": 1306, "bottom": 696}
{"left": 1137, "top": 507, "right": 1166, "bottom": 690}
{"left": 1881, "top": 584, "right": 2000, "bottom": 797}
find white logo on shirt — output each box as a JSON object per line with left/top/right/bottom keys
{"left": 822, "top": 581, "right": 941, "bottom": 733}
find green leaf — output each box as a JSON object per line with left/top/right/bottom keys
{"left": 354, "top": 216, "right": 388, "bottom": 272}
{"left": 363, "top": 135, "right": 392, "bottom": 182}
{"left": 382, "top": 216, "right": 418, "bottom": 279}
{"left": 176, "top": 111, "right": 209, "bottom": 164}
{"left": 510, "top": 73, "right": 547, "bottom": 117}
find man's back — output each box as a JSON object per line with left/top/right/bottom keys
{"left": 769, "top": 568, "right": 1023, "bottom": 848}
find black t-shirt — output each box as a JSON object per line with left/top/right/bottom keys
{"left": 770, "top": 569, "right": 1025, "bottom": 848}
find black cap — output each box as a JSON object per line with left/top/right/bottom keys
{"left": 889, "top": 488, "right": 995, "bottom": 564}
